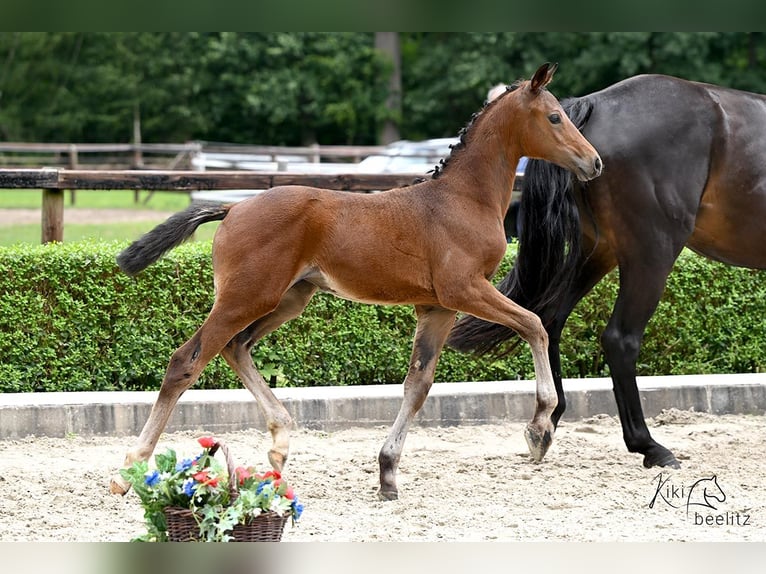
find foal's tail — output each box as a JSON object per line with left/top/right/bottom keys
{"left": 116, "top": 202, "right": 231, "bottom": 276}
{"left": 446, "top": 96, "right": 592, "bottom": 356}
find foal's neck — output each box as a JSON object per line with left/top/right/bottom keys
{"left": 438, "top": 94, "right": 523, "bottom": 215}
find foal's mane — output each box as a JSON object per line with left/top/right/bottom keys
{"left": 428, "top": 79, "right": 525, "bottom": 180}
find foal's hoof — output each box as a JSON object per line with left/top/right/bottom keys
{"left": 524, "top": 423, "right": 554, "bottom": 462}
{"left": 267, "top": 449, "right": 287, "bottom": 473}
{"left": 377, "top": 489, "right": 399, "bottom": 501}
{"left": 109, "top": 474, "right": 131, "bottom": 496}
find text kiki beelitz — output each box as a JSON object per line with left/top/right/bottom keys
{"left": 648, "top": 472, "right": 751, "bottom": 526}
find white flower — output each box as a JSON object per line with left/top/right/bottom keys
{"left": 269, "top": 496, "right": 284, "bottom": 514}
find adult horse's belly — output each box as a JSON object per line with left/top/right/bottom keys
{"left": 688, "top": 184, "right": 766, "bottom": 269}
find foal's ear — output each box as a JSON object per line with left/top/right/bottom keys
{"left": 530, "top": 62, "right": 558, "bottom": 93}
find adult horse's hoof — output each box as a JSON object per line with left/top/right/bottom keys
{"left": 643, "top": 446, "right": 681, "bottom": 469}
{"left": 110, "top": 474, "right": 131, "bottom": 495}
{"left": 377, "top": 489, "right": 399, "bottom": 501}
{"left": 524, "top": 423, "right": 553, "bottom": 462}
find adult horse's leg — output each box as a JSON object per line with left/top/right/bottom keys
{"left": 219, "top": 281, "right": 318, "bottom": 472}
{"left": 547, "top": 245, "right": 617, "bottom": 428}
{"left": 378, "top": 305, "right": 456, "bottom": 500}
{"left": 601, "top": 255, "right": 684, "bottom": 469}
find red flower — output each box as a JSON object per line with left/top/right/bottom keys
{"left": 197, "top": 436, "right": 216, "bottom": 449}
{"left": 263, "top": 470, "right": 281, "bottom": 481}
{"left": 235, "top": 466, "right": 252, "bottom": 485}
{"left": 192, "top": 469, "right": 219, "bottom": 487}
{"left": 274, "top": 478, "right": 293, "bottom": 498}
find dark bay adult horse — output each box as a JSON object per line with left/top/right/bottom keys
{"left": 449, "top": 73, "right": 766, "bottom": 469}
{"left": 109, "top": 63, "right": 602, "bottom": 500}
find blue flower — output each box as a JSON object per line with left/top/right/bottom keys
{"left": 175, "top": 458, "right": 193, "bottom": 472}
{"left": 182, "top": 478, "right": 197, "bottom": 497}
{"left": 144, "top": 470, "right": 161, "bottom": 487}
{"left": 292, "top": 498, "right": 304, "bottom": 519}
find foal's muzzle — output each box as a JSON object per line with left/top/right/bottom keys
{"left": 575, "top": 155, "right": 603, "bottom": 181}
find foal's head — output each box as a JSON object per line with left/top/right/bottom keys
{"left": 495, "top": 63, "right": 602, "bottom": 181}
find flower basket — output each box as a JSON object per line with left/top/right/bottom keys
{"left": 121, "top": 436, "right": 302, "bottom": 542}
{"left": 164, "top": 507, "right": 288, "bottom": 542}
{"left": 162, "top": 441, "right": 288, "bottom": 542}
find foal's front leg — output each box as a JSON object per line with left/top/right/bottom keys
{"left": 445, "top": 278, "right": 558, "bottom": 462}
{"left": 378, "top": 306, "right": 456, "bottom": 500}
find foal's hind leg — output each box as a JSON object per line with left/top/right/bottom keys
{"left": 220, "top": 281, "right": 318, "bottom": 473}
{"left": 378, "top": 305, "right": 456, "bottom": 500}
{"left": 110, "top": 299, "right": 276, "bottom": 495}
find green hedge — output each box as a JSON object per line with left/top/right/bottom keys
{"left": 0, "top": 240, "right": 764, "bottom": 393}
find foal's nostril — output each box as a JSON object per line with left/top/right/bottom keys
{"left": 595, "top": 157, "right": 603, "bottom": 173}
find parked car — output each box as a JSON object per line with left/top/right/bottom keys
{"left": 355, "top": 138, "right": 459, "bottom": 174}
{"left": 191, "top": 138, "right": 527, "bottom": 206}
{"left": 356, "top": 138, "right": 528, "bottom": 180}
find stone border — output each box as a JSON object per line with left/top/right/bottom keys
{"left": 0, "top": 373, "right": 764, "bottom": 439}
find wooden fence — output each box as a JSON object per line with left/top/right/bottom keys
{"left": 0, "top": 142, "right": 388, "bottom": 170}
{"left": 0, "top": 168, "right": 422, "bottom": 243}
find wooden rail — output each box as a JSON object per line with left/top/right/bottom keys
{"left": 0, "top": 168, "right": 425, "bottom": 243}
{"left": 0, "top": 141, "right": 389, "bottom": 169}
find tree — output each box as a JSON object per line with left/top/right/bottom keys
{"left": 375, "top": 32, "right": 401, "bottom": 144}
{"left": 195, "top": 32, "right": 390, "bottom": 145}
{"left": 2, "top": 33, "right": 766, "bottom": 146}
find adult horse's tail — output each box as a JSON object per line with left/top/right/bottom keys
{"left": 447, "top": 96, "right": 593, "bottom": 355}
{"left": 116, "top": 202, "right": 231, "bottom": 276}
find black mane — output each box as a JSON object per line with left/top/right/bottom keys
{"left": 430, "top": 79, "right": 524, "bottom": 180}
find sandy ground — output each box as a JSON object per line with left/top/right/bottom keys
{"left": 0, "top": 409, "right": 763, "bottom": 542}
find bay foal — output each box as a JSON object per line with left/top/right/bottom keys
{"left": 110, "top": 63, "right": 602, "bottom": 500}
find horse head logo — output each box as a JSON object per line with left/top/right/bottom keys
{"left": 686, "top": 475, "right": 726, "bottom": 513}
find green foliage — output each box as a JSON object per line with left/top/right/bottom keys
{"left": 0, "top": 32, "right": 388, "bottom": 145}
{"left": 642, "top": 253, "right": 766, "bottom": 375}
{"left": 0, "top": 242, "right": 764, "bottom": 393}
{"left": 399, "top": 32, "right": 766, "bottom": 140}
{"left": 2, "top": 33, "right": 766, "bottom": 145}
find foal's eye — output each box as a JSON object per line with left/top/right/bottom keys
{"left": 549, "top": 113, "right": 562, "bottom": 124}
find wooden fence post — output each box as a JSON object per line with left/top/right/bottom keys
{"left": 42, "top": 188, "right": 64, "bottom": 243}
{"left": 68, "top": 144, "right": 78, "bottom": 205}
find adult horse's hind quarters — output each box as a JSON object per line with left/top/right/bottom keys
{"left": 110, "top": 63, "right": 602, "bottom": 501}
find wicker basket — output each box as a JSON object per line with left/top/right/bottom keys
{"left": 163, "top": 440, "right": 289, "bottom": 542}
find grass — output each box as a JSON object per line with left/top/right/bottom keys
{"left": 0, "top": 189, "right": 218, "bottom": 246}
{"left": 0, "top": 221, "right": 219, "bottom": 245}
{"left": 0, "top": 189, "right": 192, "bottom": 210}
